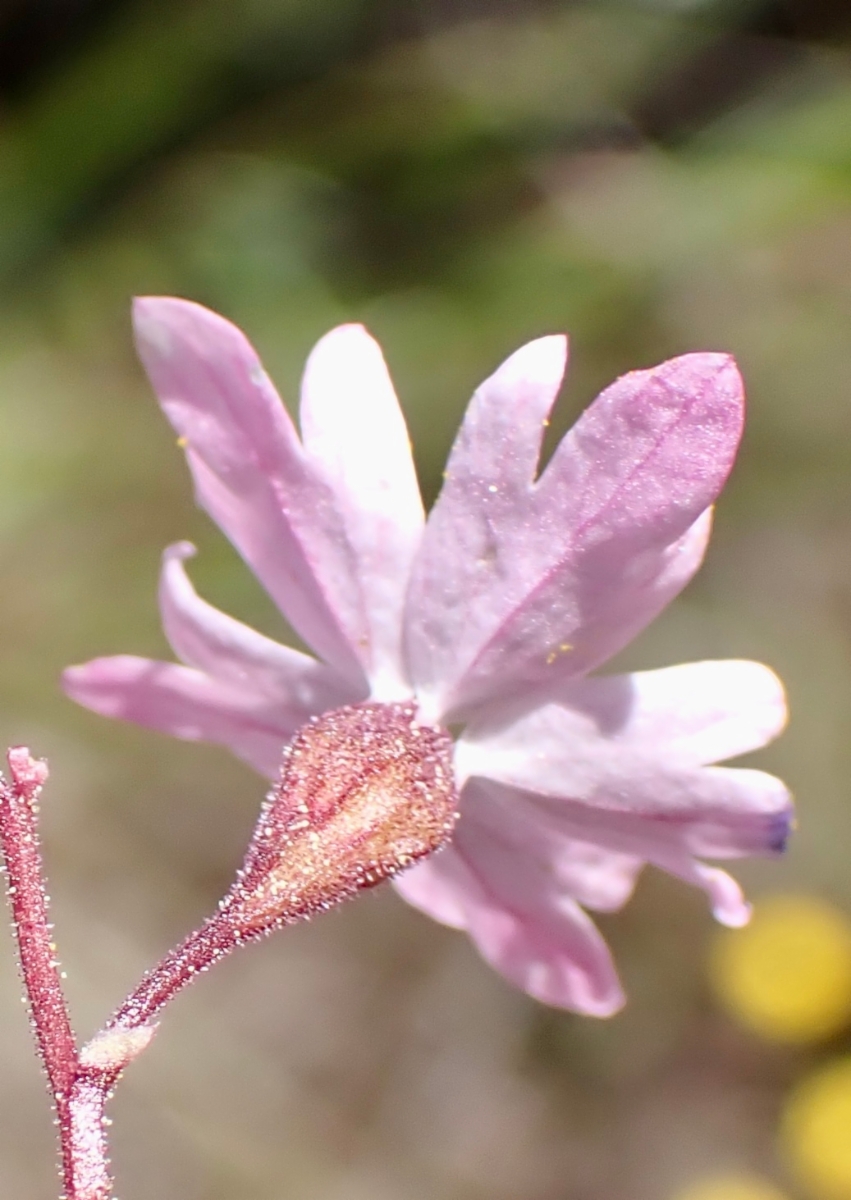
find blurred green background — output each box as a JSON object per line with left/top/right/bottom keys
{"left": 1, "top": 0, "right": 851, "bottom": 1197}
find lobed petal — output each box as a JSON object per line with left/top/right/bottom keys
{"left": 458, "top": 659, "right": 788, "bottom": 771}
{"left": 133, "top": 299, "right": 421, "bottom": 692}
{"left": 468, "top": 776, "right": 752, "bottom": 926}
{"left": 662, "top": 859, "right": 751, "bottom": 927}
{"left": 159, "top": 541, "right": 363, "bottom": 711}
{"left": 405, "top": 346, "right": 744, "bottom": 719}
{"left": 457, "top": 776, "right": 771, "bottom": 929}
{"left": 391, "top": 846, "right": 471, "bottom": 931}
{"left": 300, "top": 325, "right": 424, "bottom": 699}
{"left": 63, "top": 655, "right": 302, "bottom": 777}
{"left": 394, "top": 840, "right": 625, "bottom": 1015}
{"left": 456, "top": 660, "right": 792, "bottom": 861}
{"left": 452, "top": 790, "right": 643, "bottom": 914}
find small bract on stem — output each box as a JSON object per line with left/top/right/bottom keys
{"left": 0, "top": 702, "right": 458, "bottom": 1199}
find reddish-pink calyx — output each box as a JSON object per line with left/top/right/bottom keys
{"left": 112, "top": 701, "right": 459, "bottom": 1029}
{"left": 223, "top": 700, "right": 459, "bottom": 934}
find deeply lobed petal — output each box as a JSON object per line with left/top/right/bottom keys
{"left": 405, "top": 345, "right": 744, "bottom": 720}
{"left": 133, "top": 300, "right": 421, "bottom": 693}
{"left": 63, "top": 655, "right": 310, "bottom": 777}
{"left": 457, "top": 776, "right": 763, "bottom": 927}
{"left": 393, "top": 841, "right": 626, "bottom": 1015}
{"left": 300, "top": 325, "right": 424, "bottom": 698}
{"left": 159, "top": 541, "right": 363, "bottom": 711}
{"left": 456, "top": 661, "right": 791, "bottom": 863}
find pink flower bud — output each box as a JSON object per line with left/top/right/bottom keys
{"left": 222, "top": 702, "right": 458, "bottom": 935}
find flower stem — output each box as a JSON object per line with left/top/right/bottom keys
{"left": 0, "top": 748, "right": 114, "bottom": 1200}
{"left": 0, "top": 749, "right": 76, "bottom": 1094}
{"left": 108, "top": 914, "right": 240, "bottom": 1030}
{"left": 64, "top": 1077, "right": 112, "bottom": 1200}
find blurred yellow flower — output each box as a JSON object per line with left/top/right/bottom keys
{"left": 672, "top": 1173, "right": 790, "bottom": 1200}
{"left": 709, "top": 894, "right": 851, "bottom": 1042}
{"left": 783, "top": 1056, "right": 851, "bottom": 1199}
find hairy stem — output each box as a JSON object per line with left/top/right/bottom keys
{"left": 0, "top": 749, "right": 118, "bottom": 1200}
{"left": 65, "top": 1078, "right": 112, "bottom": 1200}
{"left": 109, "top": 914, "right": 240, "bottom": 1031}
{"left": 0, "top": 750, "right": 76, "bottom": 1094}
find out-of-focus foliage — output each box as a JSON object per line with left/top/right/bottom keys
{"left": 0, "top": 1, "right": 851, "bottom": 1197}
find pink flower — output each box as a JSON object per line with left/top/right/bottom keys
{"left": 64, "top": 298, "right": 791, "bottom": 1016}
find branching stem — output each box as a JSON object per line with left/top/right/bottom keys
{"left": 0, "top": 748, "right": 251, "bottom": 1200}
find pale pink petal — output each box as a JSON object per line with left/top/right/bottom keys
{"left": 133, "top": 299, "right": 417, "bottom": 691}
{"left": 159, "top": 541, "right": 363, "bottom": 711}
{"left": 403, "top": 334, "right": 566, "bottom": 718}
{"left": 453, "top": 776, "right": 637, "bottom": 913}
{"left": 457, "top": 658, "right": 788, "bottom": 773}
{"left": 406, "top": 346, "right": 744, "bottom": 719}
{"left": 459, "top": 777, "right": 771, "bottom": 931}
{"left": 452, "top": 793, "right": 643, "bottom": 914}
{"left": 498, "top": 658, "right": 786, "bottom": 768}
{"left": 394, "top": 839, "right": 625, "bottom": 1015}
{"left": 552, "top": 843, "right": 641, "bottom": 912}
{"left": 663, "top": 859, "right": 751, "bottom": 927}
{"left": 456, "top": 661, "right": 792, "bottom": 860}
{"left": 63, "top": 656, "right": 297, "bottom": 776}
{"left": 484, "top": 762, "right": 791, "bottom": 861}
{"left": 299, "top": 326, "right": 424, "bottom": 698}
{"left": 392, "top": 846, "right": 472, "bottom": 930}
{"left": 460, "top": 778, "right": 751, "bottom": 926}
{"left": 460, "top": 889, "right": 625, "bottom": 1015}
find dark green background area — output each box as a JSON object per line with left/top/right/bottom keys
{"left": 0, "top": 2, "right": 847, "bottom": 1196}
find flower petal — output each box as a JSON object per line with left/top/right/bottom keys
{"left": 460, "top": 886, "right": 625, "bottom": 1015}
{"left": 406, "top": 345, "right": 744, "bottom": 719}
{"left": 462, "top": 773, "right": 754, "bottom": 923}
{"left": 458, "top": 776, "right": 769, "bottom": 931}
{"left": 392, "top": 846, "right": 471, "bottom": 931}
{"left": 459, "top": 659, "right": 788, "bottom": 771}
{"left": 134, "top": 300, "right": 421, "bottom": 692}
{"left": 537, "top": 659, "right": 786, "bottom": 767}
{"left": 159, "top": 541, "right": 363, "bottom": 711}
{"left": 456, "top": 661, "right": 793, "bottom": 860}
{"left": 299, "top": 325, "right": 424, "bottom": 698}
{"left": 664, "top": 859, "right": 751, "bottom": 928}
{"left": 394, "top": 839, "right": 625, "bottom": 1015}
{"left": 63, "top": 655, "right": 299, "bottom": 776}
{"left": 453, "top": 797, "right": 643, "bottom": 914}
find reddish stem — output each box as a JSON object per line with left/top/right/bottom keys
{"left": 0, "top": 742, "right": 298, "bottom": 1200}
{"left": 0, "top": 749, "right": 120, "bottom": 1200}
{"left": 0, "top": 747, "right": 256, "bottom": 1200}
{"left": 109, "top": 914, "right": 240, "bottom": 1030}
{"left": 0, "top": 750, "right": 76, "bottom": 1095}
{"left": 64, "top": 1077, "right": 112, "bottom": 1200}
